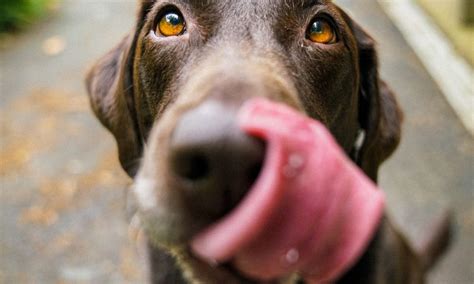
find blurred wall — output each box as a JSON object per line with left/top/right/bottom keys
{"left": 416, "top": 0, "right": 474, "bottom": 65}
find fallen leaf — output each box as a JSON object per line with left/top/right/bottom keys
{"left": 20, "top": 205, "right": 59, "bottom": 226}
{"left": 42, "top": 36, "right": 66, "bottom": 56}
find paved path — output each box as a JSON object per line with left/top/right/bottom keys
{"left": 1, "top": 0, "right": 472, "bottom": 283}
{"left": 1, "top": 1, "right": 143, "bottom": 283}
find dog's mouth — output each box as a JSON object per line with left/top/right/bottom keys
{"left": 189, "top": 98, "right": 385, "bottom": 282}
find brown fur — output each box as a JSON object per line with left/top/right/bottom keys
{"left": 86, "top": 1, "right": 451, "bottom": 283}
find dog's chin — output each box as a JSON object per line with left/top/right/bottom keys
{"left": 138, "top": 220, "right": 267, "bottom": 283}
{"left": 219, "top": 264, "right": 257, "bottom": 283}
{"left": 181, "top": 246, "right": 276, "bottom": 284}
{"left": 137, "top": 210, "right": 210, "bottom": 249}
{"left": 185, "top": 254, "right": 300, "bottom": 284}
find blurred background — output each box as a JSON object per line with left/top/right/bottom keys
{"left": 0, "top": 0, "right": 472, "bottom": 283}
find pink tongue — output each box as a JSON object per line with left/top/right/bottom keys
{"left": 191, "top": 98, "right": 384, "bottom": 282}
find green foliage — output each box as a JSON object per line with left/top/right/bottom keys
{"left": 0, "top": 0, "right": 54, "bottom": 32}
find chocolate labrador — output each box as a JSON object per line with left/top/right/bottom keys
{"left": 86, "top": 0, "right": 451, "bottom": 283}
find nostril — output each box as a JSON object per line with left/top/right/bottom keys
{"left": 248, "top": 161, "right": 264, "bottom": 185}
{"left": 168, "top": 101, "right": 267, "bottom": 218}
{"left": 172, "top": 151, "right": 210, "bottom": 182}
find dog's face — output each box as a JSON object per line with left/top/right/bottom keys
{"left": 135, "top": 0, "right": 360, "bottom": 145}
{"left": 87, "top": 0, "right": 402, "bottom": 280}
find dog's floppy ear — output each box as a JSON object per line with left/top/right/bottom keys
{"left": 85, "top": 1, "right": 156, "bottom": 177}
{"left": 86, "top": 35, "right": 141, "bottom": 177}
{"left": 342, "top": 12, "right": 403, "bottom": 182}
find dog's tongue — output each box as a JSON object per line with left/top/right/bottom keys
{"left": 191, "top": 98, "right": 384, "bottom": 282}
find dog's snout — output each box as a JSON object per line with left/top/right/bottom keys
{"left": 169, "top": 101, "right": 265, "bottom": 218}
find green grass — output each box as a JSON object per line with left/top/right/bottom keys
{"left": 0, "top": 0, "right": 56, "bottom": 33}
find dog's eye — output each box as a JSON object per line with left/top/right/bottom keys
{"left": 157, "top": 12, "right": 186, "bottom": 37}
{"left": 307, "top": 19, "right": 336, "bottom": 44}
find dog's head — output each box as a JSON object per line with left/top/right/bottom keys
{"left": 86, "top": 0, "right": 402, "bottom": 278}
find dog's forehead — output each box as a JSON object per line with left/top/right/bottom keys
{"left": 257, "top": 0, "right": 333, "bottom": 9}
{"left": 144, "top": 0, "right": 333, "bottom": 14}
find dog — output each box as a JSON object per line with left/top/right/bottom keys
{"left": 86, "top": 0, "right": 451, "bottom": 283}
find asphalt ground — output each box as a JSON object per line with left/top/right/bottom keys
{"left": 1, "top": 0, "right": 472, "bottom": 283}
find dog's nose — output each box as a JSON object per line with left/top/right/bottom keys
{"left": 169, "top": 101, "right": 265, "bottom": 218}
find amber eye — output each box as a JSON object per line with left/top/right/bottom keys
{"left": 307, "top": 19, "right": 336, "bottom": 44}
{"left": 157, "top": 12, "right": 186, "bottom": 37}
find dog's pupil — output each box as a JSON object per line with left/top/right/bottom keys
{"left": 311, "top": 20, "right": 324, "bottom": 34}
{"left": 166, "top": 13, "right": 181, "bottom": 26}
